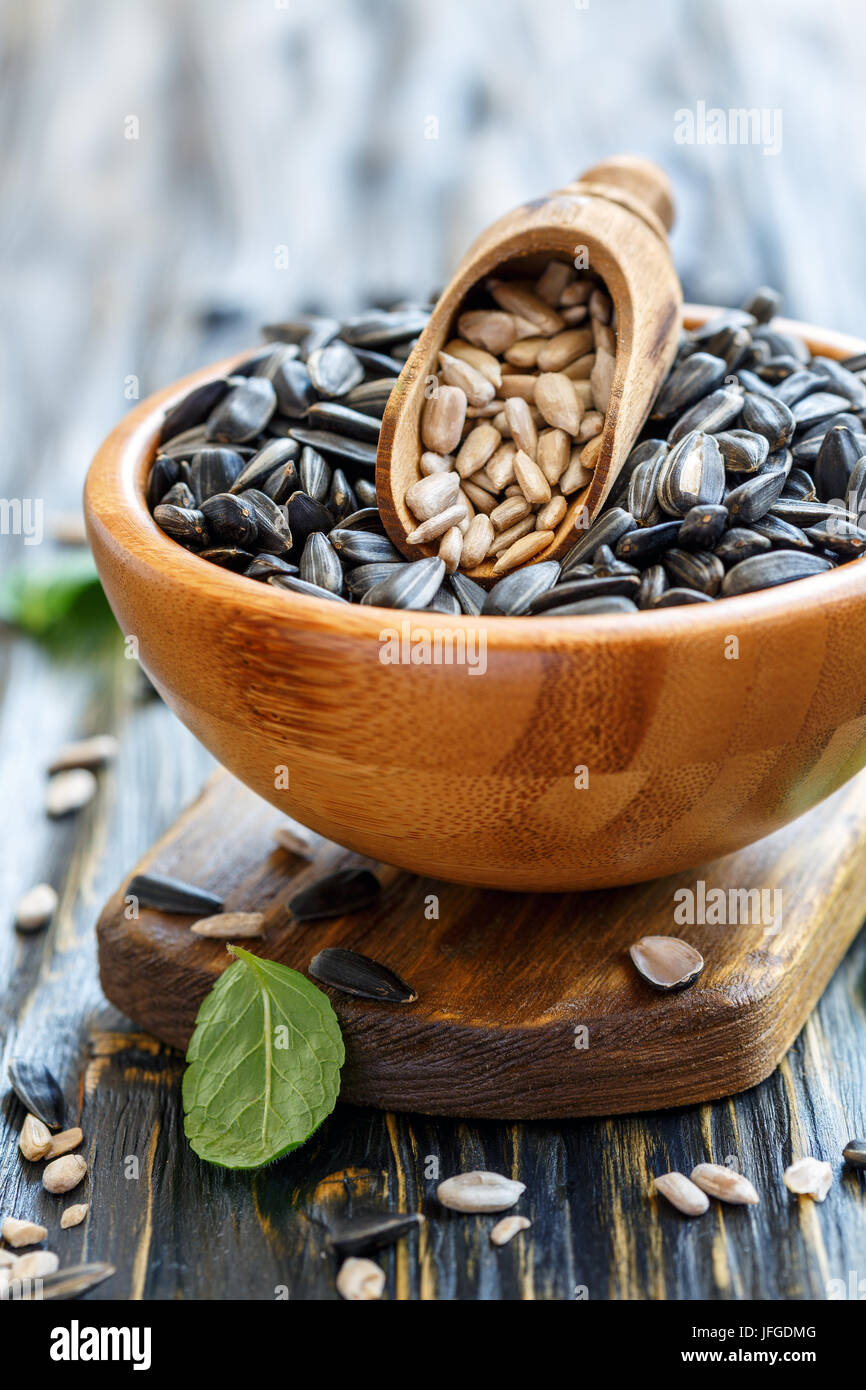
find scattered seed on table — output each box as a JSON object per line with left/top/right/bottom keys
{"left": 18, "top": 1114, "right": 52, "bottom": 1161}
{"left": 336, "top": 1256, "right": 385, "bottom": 1301}
{"left": 191, "top": 911, "right": 265, "bottom": 939}
{"left": 42, "top": 1154, "right": 87, "bottom": 1194}
{"left": 436, "top": 1171, "right": 526, "bottom": 1213}
{"left": 652, "top": 1173, "right": 709, "bottom": 1216}
{"left": 843, "top": 1139, "right": 866, "bottom": 1168}
{"left": 690, "top": 1163, "right": 760, "bottom": 1205}
{"left": 308, "top": 947, "right": 416, "bottom": 1004}
{"left": 783, "top": 1157, "right": 834, "bottom": 1201}
{"left": 328, "top": 1212, "right": 425, "bottom": 1256}
{"left": 45, "top": 769, "right": 97, "bottom": 818}
{"left": 490, "top": 1215, "right": 531, "bottom": 1246}
{"left": 47, "top": 735, "right": 118, "bottom": 774}
{"left": 629, "top": 936, "right": 705, "bottom": 991}
{"left": 60, "top": 1204, "right": 89, "bottom": 1230}
{"left": 1, "top": 1216, "right": 47, "bottom": 1247}
{"left": 14, "top": 883, "right": 58, "bottom": 933}
{"left": 46, "top": 1127, "right": 83, "bottom": 1159}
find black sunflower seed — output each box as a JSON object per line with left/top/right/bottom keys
{"left": 715, "top": 527, "right": 772, "bottom": 566}
{"left": 741, "top": 286, "right": 782, "bottom": 323}
{"left": 427, "top": 585, "right": 461, "bottom": 615}
{"left": 147, "top": 454, "right": 181, "bottom": 510}
{"left": 229, "top": 439, "right": 299, "bottom": 495}
{"left": 628, "top": 456, "right": 667, "bottom": 523}
{"left": 449, "top": 572, "right": 487, "bottom": 615}
{"left": 667, "top": 386, "right": 743, "bottom": 444}
{"left": 199, "top": 546, "right": 256, "bottom": 571}
{"left": 750, "top": 514, "right": 814, "bottom": 551}
{"left": 299, "top": 532, "right": 344, "bottom": 593}
{"left": 158, "top": 479, "right": 195, "bottom": 510}
{"left": 261, "top": 459, "right": 302, "bottom": 505}
{"left": 781, "top": 468, "right": 816, "bottom": 501}
{"left": 755, "top": 353, "right": 800, "bottom": 383}
{"left": 268, "top": 574, "right": 349, "bottom": 603}
{"left": 306, "top": 401, "right": 381, "bottom": 442}
{"left": 592, "top": 544, "right": 637, "bottom": 578}
{"left": 771, "top": 499, "right": 856, "bottom": 527}
{"left": 677, "top": 503, "right": 728, "bottom": 550}
{"left": 361, "top": 557, "right": 445, "bottom": 610}
{"left": 351, "top": 348, "right": 406, "bottom": 376}
{"left": 191, "top": 447, "right": 245, "bottom": 501}
{"left": 842, "top": 1139, "right": 866, "bottom": 1168}
{"left": 241, "top": 489, "right": 292, "bottom": 555}
{"left": 847, "top": 457, "right": 866, "bottom": 516}
{"left": 262, "top": 315, "right": 340, "bottom": 354}
{"left": 725, "top": 470, "right": 787, "bottom": 524}
{"left": 265, "top": 353, "right": 317, "bottom": 418}
{"left": 354, "top": 478, "right": 378, "bottom": 508}
{"left": 609, "top": 439, "right": 668, "bottom": 506}
{"left": 663, "top": 549, "right": 724, "bottom": 595}
{"left": 774, "top": 370, "right": 829, "bottom": 407}
{"left": 811, "top": 356, "right": 866, "bottom": 409}
{"left": 528, "top": 573, "right": 639, "bottom": 613}
{"left": 481, "top": 560, "right": 561, "bottom": 615}
{"left": 637, "top": 564, "right": 668, "bottom": 608}
{"left": 804, "top": 519, "right": 866, "bottom": 557}
{"left": 344, "top": 561, "right": 403, "bottom": 597}
{"left": 287, "top": 491, "right": 337, "bottom": 546}
{"left": 616, "top": 520, "right": 682, "bottom": 562}
{"left": 752, "top": 326, "right": 810, "bottom": 363}
{"left": 7, "top": 1059, "right": 66, "bottom": 1129}
{"left": 245, "top": 554, "right": 298, "bottom": 580}
{"left": 791, "top": 391, "right": 852, "bottom": 428}
{"left": 12, "top": 1262, "right": 116, "bottom": 1302}
{"left": 657, "top": 431, "right": 725, "bottom": 515}
{"left": 306, "top": 341, "right": 364, "bottom": 398}
{"left": 734, "top": 367, "right": 777, "bottom": 399}
{"left": 340, "top": 309, "right": 430, "bottom": 347}
{"left": 159, "top": 379, "right": 230, "bottom": 445}
{"left": 288, "top": 428, "right": 378, "bottom": 468}
{"left": 290, "top": 868, "right": 381, "bottom": 921}
{"left": 337, "top": 507, "right": 387, "bottom": 533}
{"left": 541, "top": 595, "right": 639, "bottom": 615}
{"left": 561, "top": 509, "right": 636, "bottom": 572}
{"left": 741, "top": 393, "right": 794, "bottom": 449}
{"left": 841, "top": 351, "right": 866, "bottom": 373}
{"left": 126, "top": 872, "right": 224, "bottom": 915}
{"left": 345, "top": 377, "right": 400, "bottom": 411}
{"left": 309, "top": 946, "right": 415, "bottom": 1003}
{"left": 715, "top": 429, "right": 770, "bottom": 473}
{"left": 205, "top": 377, "right": 277, "bottom": 443}
{"left": 650, "top": 587, "right": 714, "bottom": 606}
{"left": 651, "top": 352, "right": 727, "bottom": 419}
{"left": 329, "top": 528, "right": 403, "bottom": 565}
{"left": 813, "top": 424, "right": 863, "bottom": 502}
{"left": 298, "top": 446, "right": 331, "bottom": 503}
{"left": 200, "top": 492, "right": 258, "bottom": 546}
{"left": 721, "top": 550, "right": 833, "bottom": 596}
{"left": 328, "top": 1212, "right": 424, "bottom": 1256}
{"left": 153, "top": 504, "right": 209, "bottom": 550}
{"left": 327, "top": 468, "right": 359, "bottom": 521}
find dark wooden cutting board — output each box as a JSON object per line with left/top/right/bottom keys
{"left": 96, "top": 768, "right": 866, "bottom": 1119}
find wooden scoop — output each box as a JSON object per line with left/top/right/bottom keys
{"left": 376, "top": 155, "right": 683, "bottom": 581}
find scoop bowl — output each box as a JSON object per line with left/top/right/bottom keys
{"left": 84, "top": 310, "right": 866, "bottom": 892}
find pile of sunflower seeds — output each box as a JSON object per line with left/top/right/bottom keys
{"left": 411, "top": 259, "right": 614, "bottom": 575}
{"left": 148, "top": 285, "right": 866, "bottom": 616}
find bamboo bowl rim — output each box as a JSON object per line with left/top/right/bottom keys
{"left": 85, "top": 306, "right": 866, "bottom": 652}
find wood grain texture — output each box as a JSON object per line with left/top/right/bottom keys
{"left": 3, "top": 0, "right": 866, "bottom": 1301}
{"left": 98, "top": 767, "right": 866, "bottom": 1118}
{"left": 85, "top": 312, "right": 866, "bottom": 893}
{"left": 375, "top": 155, "right": 682, "bottom": 574}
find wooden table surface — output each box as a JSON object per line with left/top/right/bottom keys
{"left": 2, "top": 0, "right": 866, "bottom": 1301}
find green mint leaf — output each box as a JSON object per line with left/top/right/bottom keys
{"left": 182, "top": 944, "right": 344, "bottom": 1169}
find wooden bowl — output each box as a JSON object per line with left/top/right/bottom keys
{"left": 84, "top": 309, "right": 866, "bottom": 892}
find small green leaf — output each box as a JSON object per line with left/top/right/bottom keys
{"left": 182, "top": 945, "right": 344, "bottom": 1169}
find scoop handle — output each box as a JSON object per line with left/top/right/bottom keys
{"left": 566, "top": 155, "right": 676, "bottom": 239}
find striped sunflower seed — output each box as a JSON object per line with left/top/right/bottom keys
{"left": 690, "top": 1163, "right": 760, "bottom": 1205}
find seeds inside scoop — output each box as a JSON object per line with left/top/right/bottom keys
{"left": 629, "top": 935, "right": 705, "bottom": 991}
{"left": 436, "top": 1171, "right": 525, "bottom": 1213}
{"left": 783, "top": 1157, "right": 834, "bottom": 1201}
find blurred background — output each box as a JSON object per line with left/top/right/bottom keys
{"left": 2, "top": 0, "right": 865, "bottom": 528}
